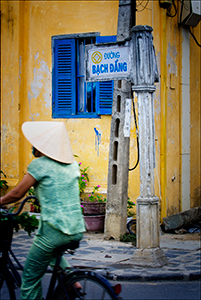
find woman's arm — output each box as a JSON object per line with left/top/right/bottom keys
{"left": 0, "top": 173, "right": 37, "bottom": 206}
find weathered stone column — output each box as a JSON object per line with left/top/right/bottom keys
{"left": 130, "top": 25, "right": 168, "bottom": 267}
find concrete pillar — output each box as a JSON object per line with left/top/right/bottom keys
{"left": 104, "top": 81, "right": 131, "bottom": 239}
{"left": 104, "top": 0, "right": 133, "bottom": 240}
{"left": 130, "top": 25, "right": 168, "bottom": 267}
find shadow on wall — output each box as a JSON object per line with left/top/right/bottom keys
{"left": 194, "top": 186, "right": 201, "bottom": 208}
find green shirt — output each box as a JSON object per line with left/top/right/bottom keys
{"left": 28, "top": 156, "right": 86, "bottom": 235}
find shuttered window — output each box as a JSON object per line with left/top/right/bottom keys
{"left": 52, "top": 39, "right": 76, "bottom": 116}
{"left": 97, "top": 81, "right": 114, "bottom": 115}
{"left": 52, "top": 35, "right": 116, "bottom": 118}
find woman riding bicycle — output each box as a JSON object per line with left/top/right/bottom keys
{"left": 0, "top": 121, "right": 86, "bottom": 300}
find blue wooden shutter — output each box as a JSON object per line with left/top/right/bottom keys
{"left": 52, "top": 39, "right": 76, "bottom": 117}
{"left": 97, "top": 81, "right": 114, "bottom": 115}
{"left": 96, "top": 36, "right": 116, "bottom": 115}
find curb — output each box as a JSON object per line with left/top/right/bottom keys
{"left": 105, "top": 271, "right": 201, "bottom": 282}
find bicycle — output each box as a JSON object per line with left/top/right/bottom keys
{"left": 0, "top": 196, "right": 122, "bottom": 300}
{"left": 126, "top": 217, "right": 136, "bottom": 235}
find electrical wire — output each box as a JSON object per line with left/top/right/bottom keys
{"left": 136, "top": 0, "right": 149, "bottom": 12}
{"left": 167, "top": 0, "right": 178, "bottom": 17}
{"left": 189, "top": 27, "right": 201, "bottom": 47}
{"left": 129, "top": 93, "right": 139, "bottom": 171}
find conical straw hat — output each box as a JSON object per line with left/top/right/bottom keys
{"left": 22, "top": 121, "right": 74, "bottom": 164}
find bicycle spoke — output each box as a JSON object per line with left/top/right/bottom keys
{"left": 52, "top": 271, "right": 119, "bottom": 300}
{"left": 101, "top": 287, "right": 106, "bottom": 300}
{"left": 83, "top": 277, "right": 87, "bottom": 299}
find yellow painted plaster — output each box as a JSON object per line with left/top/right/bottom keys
{"left": 1, "top": 0, "right": 119, "bottom": 198}
{"left": 189, "top": 25, "right": 201, "bottom": 208}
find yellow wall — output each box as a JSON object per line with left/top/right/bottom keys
{"left": 1, "top": 0, "right": 119, "bottom": 196}
{"left": 1, "top": 1, "right": 200, "bottom": 219}
{"left": 136, "top": 0, "right": 200, "bottom": 219}
{"left": 190, "top": 23, "right": 201, "bottom": 208}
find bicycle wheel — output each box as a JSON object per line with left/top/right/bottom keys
{"left": 0, "top": 269, "right": 16, "bottom": 300}
{"left": 52, "top": 270, "right": 119, "bottom": 300}
{"left": 127, "top": 219, "right": 136, "bottom": 235}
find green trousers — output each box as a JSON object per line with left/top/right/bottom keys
{"left": 21, "top": 221, "right": 83, "bottom": 300}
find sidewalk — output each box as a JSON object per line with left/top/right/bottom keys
{"left": 11, "top": 230, "right": 201, "bottom": 281}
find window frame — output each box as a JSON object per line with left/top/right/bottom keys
{"left": 52, "top": 33, "right": 116, "bottom": 119}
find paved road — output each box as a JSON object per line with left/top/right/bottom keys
{"left": 117, "top": 280, "right": 201, "bottom": 300}
{"left": 10, "top": 275, "right": 201, "bottom": 300}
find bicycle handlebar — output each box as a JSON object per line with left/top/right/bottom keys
{"left": 0, "top": 195, "right": 38, "bottom": 217}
